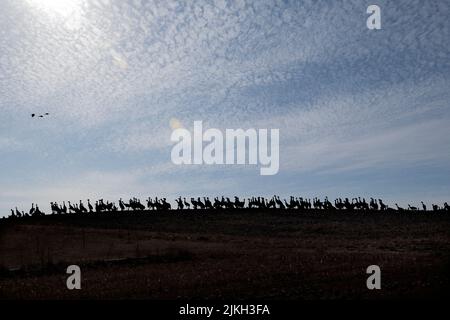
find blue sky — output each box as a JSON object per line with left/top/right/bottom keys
{"left": 0, "top": 0, "right": 449, "bottom": 215}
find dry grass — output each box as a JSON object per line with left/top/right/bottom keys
{"left": 0, "top": 210, "right": 449, "bottom": 299}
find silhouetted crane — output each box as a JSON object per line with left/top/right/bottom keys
{"left": 183, "top": 198, "right": 190, "bottom": 209}
{"left": 5, "top": 196, "right": 450, "bottom": 221}
{"left": 421, "top": 201, "right": 427, "bottom": 211}
{"left": 87, "top": 199, "right": 93, "bottom": 212}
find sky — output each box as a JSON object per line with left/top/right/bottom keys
{"left": 0, "top": 0, "right": 449, "bottom": 215}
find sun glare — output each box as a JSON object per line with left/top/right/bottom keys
{"left": 27, "top": 0, "right": 83, "bottom": 19}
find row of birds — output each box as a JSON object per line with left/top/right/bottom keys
{"left": 6, "top": 196, "right": 450, "bottom": 218}
{"left": 31, "top": 112, "right": 49, "bottom": 118}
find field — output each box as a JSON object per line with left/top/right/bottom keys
{"left": 0, "top": 210, "right": 449, "bottom": 300}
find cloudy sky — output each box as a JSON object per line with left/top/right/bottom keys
{"left": 1, "top": 0, "right": 449, "bottom": 215}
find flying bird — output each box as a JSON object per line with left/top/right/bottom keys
{"left": 31, "top": 113, "right": 49, "bottom": 118}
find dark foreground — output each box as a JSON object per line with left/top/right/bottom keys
{"left": 0, "top": 210, "right": 449, "bottom": 300}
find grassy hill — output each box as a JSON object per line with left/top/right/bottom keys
{"left": 0, "top": 210, "right": 449, "bottom": 299}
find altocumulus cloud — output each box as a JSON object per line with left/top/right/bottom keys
{"left": 0, "top": 0, "right": 450, "bottom": 215}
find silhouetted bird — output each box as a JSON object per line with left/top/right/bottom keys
{"left": 176, "top": 197, "right": 184, "bottom": 210}
{"left": 31, "top": 113, "right": 49, "bottom": 118}
{"left": 29, "top": 203, "right": 35, "bottom": 216}
{"left": 379, "top": 199, "right": 387, "bottom": 210}
{"left": 35, "top": 205, "right": 43, "bottom": 216}
{"left": 421, "top": 201, "right": 427, "bottom": 211}
{"left": 87, "top": 199, "right": 93, "bottom": 212}
{"left": 183, "top": 198, "right": 190, "bottom": 209}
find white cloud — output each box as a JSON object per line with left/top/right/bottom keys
{"left": 1, "top": 0, "right": 449, "bottom": 215}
